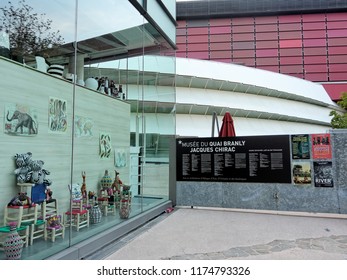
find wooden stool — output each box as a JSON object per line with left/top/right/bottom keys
{"left": 27, "top": 219, "right": 46, "bottom": 246}
{"left": 6, "top": 204, "right": 46, "bottom": 245}
{"left": 97, "top": 197, "right": 116, "bottom": 216}
{"left": 4, "top": 204, "right": 38, "bottom": 228}
{"left": 43, "top": 199, "right": 59, "bottom": 218}
{"left": 64, "top": 200, "right": 89, "bottom": 231}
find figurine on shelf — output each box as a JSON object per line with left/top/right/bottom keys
{"left": 88, "top": 191, "right": 96, "bottom": 200}
{"left": 46, "top": 187, "right": 53, "bottom": 202}
{"left": 112, "top": 170, "right": 123, "bottom": 193}
{"left": 13, "top": 152, "right": 32, "bottom": 183}
{"left": 8, "top": 192, "right": 33, "bottom": 207}
{"left": 70, "top": 183, "right": 82, "bottom": 201}
{"left": 13, "top": 152, "right": 53, "bottom": 186}
{"left": 47, "top": 215, "right": 63, "bottom": 229}
{"left": 26, "top": 159, "right": 52, "bottom": 186}
{"left": 81, "top": 171, "right": 87, "bottom": 199}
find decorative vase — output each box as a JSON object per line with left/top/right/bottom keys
{"left": 47, "top": 64, "right": 64, "bottom": 78}
{"left": 3, "top": 223, "right": 24, "bottom": 260}
{"left": 90, "top": 204, "right": 102, "bottom": 224}
{"left": 119, "top": 200, "right": 130, "bottom": 219}
{"left": 100, "top": 170, "right": 112, "bottom": 189}
{"left": 85, "top": 78, "right": 98, "bottom": 90}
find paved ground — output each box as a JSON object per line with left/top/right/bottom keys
{"left": 94, "top": 207, "right": 347, "bottom": 260}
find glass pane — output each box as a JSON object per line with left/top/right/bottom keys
{"left": 1, "top": 0, "right": 175, "bottom": 260}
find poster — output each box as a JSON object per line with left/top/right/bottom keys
{"left": 4, "top": 103, "right": 38, "bottom": 136}
{"left": 176, "top": 135, "right": 292, "bottom": 183}
{"left": 48, "top": 97, "right": 67, "bottom": 133}
{"left": 291, "top": 134, "right": 310, "bottom": 159}
{"left": 292, "top": 161, "right": 311, "bottom": 185}
{"left": 75, "top": 115, "right": 94, "bottom": 137}
{"left": 99, "top": 133, "right": 112, "bottom": 159}
{"left": 313, "top": 161, "right": 333, "bottom": 188}
{"left": 115, "top": 148, "right": 127, "bottom": 167}
{"left": 311, "top": 133, "right": 332, "bottom": 159}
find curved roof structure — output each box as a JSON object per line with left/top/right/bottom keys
{"left": 88, "top": 56, "right": 341, "bottom": 137}
{"left": 174, "top": 57, "right": 339, "bottom": 136}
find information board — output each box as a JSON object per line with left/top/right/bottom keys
{"left": 176, "top": 135, "right": 292, "bottom": 183}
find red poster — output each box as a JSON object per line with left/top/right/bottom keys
{"left": 311, "top": 133, "right": 332, "bottom": 159}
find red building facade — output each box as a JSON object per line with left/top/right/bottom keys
{"left": 176, "top": 2, "right": 347, "bottom": 102}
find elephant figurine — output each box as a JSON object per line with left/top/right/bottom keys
{"left": 6, "top": 110, "right": 37, "bottom": 134}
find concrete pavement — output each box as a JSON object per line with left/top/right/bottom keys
{"left": 99, "top": 207, "right": 347, "bottom": 260}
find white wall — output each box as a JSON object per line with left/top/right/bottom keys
{"left": 176, "top": 57, "right": 336, "bottom": 106}
{"left": 176, "top": 114, "right": 332, "bottom": 137}
{"left": 0, "top": 58, "right": 130, "bottom": 220}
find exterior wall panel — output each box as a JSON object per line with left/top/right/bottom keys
{"left": 280, "top": 48, "right": 302, "bottom": 56}
{"left": 187, "top": 35, "right": 209, "bottom": 43}
{"left": 305, "top": 73, "right": 328, "bottom": 81}
{"left": 210, "top": 34, "right": 231, "bottom": 42}
{"left": 177, "top": 10, "right": 347, "bottom": 87}
{"left": 256, "top": 57, "right": 279, "bottom": 66}
{"left": 187, "top": 43, "right": 209, "bottom": 52}
{"left": 210, "top": 26, "right": 231, "bottom": 34}
{"left": 233, "top": 50, "right": 255, "bottom": 58}
{"left": 210, "top": 42, "right": 231, "bottom": 50}
{"left": 256, "top": 40, "right": 279, "bottom": 49}
{"left": 210, "top": 51, "right": 231, "bottom": 59}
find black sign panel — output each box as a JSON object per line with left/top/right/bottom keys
{"left": 176, "top": 135, "right": 291, "bottom": 183}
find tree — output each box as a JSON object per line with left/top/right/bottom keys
{"left": 330, "top": 92, "right": 347, "bottom": 129}
{"left": 0, "top": 0, "right": 64, "bottom": 58}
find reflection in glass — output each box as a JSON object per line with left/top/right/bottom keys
{"left": 1, "top": 0, "right": 175, "bottom": 260}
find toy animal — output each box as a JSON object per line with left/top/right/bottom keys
{"left": 81, "top": 171, "right": 87, "bottom": 198}
{"left": 26, "top": 169, "right": 52, "bottom": 185}
{"left": 13, "top": 152, "right": 33, "bottom": 183}
{"left": 26, "top": 159, "right": 52, "bottom": 185}
{"left": 8, "top": 192, "right": 33, "bottom": 207}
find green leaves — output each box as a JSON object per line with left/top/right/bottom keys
{"left": 0, "top": 0, "right": 64, "bottom": 57}
{"left": 330, "top": 92, "right": 347, "bottom": 129}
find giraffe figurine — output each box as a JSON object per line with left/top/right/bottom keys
{"left": 81, "top": 171, "right": 87, "bottom": 200}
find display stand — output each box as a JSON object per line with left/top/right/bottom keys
{"left": 17, "top": 183, "right": 34, "bottom": 193}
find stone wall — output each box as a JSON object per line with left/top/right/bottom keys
{"left": 174, "top": 130, "right": 347, "bottom": 214}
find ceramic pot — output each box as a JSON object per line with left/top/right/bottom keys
{"left": 47, "top": 64, "right": 64, "bottom": 78}
{"left": 90, "top": 204, "right": 102, "bottom": 224}
{"left": 85, "top": 78, "right": 98, "bottom": 90}
{"left": 119, "top": 200, "right": 130, "bottom": 219}
{"left": 3, "top": 223, "right": 24, "bottom": 260}
{"left": 100, "top": 170, "right": 112, "bottom": 189}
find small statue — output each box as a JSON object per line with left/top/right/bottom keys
{"left": 46, "top": 188, "right": 53, "bottom": 201}
{"left": 112, "top": 170, "right": 123, "bottom": 193}
{"left": 81, "top": 171, "right": 87, "bottom": 199}
{"left": 88, "top": 191, "right": 96, "bottom": 200}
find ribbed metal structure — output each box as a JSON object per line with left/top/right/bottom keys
{"left": 177, "top": 0, "right": 347, "bottom": 19}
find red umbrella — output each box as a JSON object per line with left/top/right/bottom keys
{"left": 219, "top": 112, "right": 236, "bottom": 137}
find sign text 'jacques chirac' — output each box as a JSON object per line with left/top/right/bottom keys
{"left": 176, "top": 136, "right": 291, "bottom": 183}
